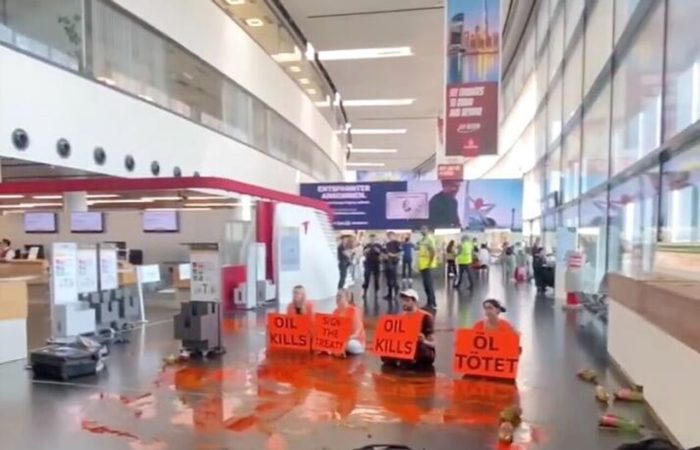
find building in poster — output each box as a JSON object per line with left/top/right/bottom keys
{"left": 445, "top": 0, "right": 500, "bottom": 157}
{"left": 300, "top": 179, "right": 522, "bottom": 231}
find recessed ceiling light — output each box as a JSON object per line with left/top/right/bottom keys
{"left": 0, "top": 194, "right": 24, "bottom": 199}
{"left": 299, "top": 78, "right": 310, "bottom": 85}
{"left": 225, "top": 0, "right": 244, "bottom": 4}
{"left": 138, "top": 94, "right": 154, "bottom": 102}
{"left": 87, "top": 194, "right": 120, "bottom": 199}
{"left": 351, "top": 148, "right": 398, "bottom": 154}
{"left": 351, "top": 128, "right": 407, "bottom": 135}
{"left": 289, "top": 65, "right": 301, "bottom": 73}
{"left": 141, "top": 196, "right": 182, "bottom": 201}
{"left": 88, "top": 199, "right": 153, "bottom": 205}
{"left": 343, "top": 98, "right": 415, "bottom": 107}
{"left": 306, "top": 88, "right": 317, "bottom": 95}
{"left": 245, "top": 18, "right": 264, "bottom": 27}
{"left": 318, "top": 46, "right": 413, "bottom": 61}
{"left": 184, "top": 203, "right": 238, "bottom": 207}
{"left": 96, "top": 76, "right": 116, "bottom": 86}
{"left": 346, "top": 162, "right": 387, "bottom": 167}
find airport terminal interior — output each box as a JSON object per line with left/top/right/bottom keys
{"left": 0, "top": 0, "right": 699, "bottom": 449}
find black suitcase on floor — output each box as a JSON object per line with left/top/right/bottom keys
{"left": 30, "top": 346, "right": 100, "bottom": 381}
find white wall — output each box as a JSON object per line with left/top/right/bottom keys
{"left": 274, "top": 203, "right": 337, "bottom": 309}
{"left": 0, "top": 209, "right": 235, "bottom": 263}
{"left": 608, "top": 301, "right": 700, "bottom": 447}
{"left": 0, "top": 45, "right": 305, "bottom": 194}
{"left": 111, "top": 0, "right": 344, "bottom": 168}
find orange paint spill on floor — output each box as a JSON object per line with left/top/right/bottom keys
{"left": 81, "top": 420, "right": 139, "bottom": 440}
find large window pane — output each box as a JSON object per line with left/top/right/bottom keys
{"left": 0, "top": 0, "right": 82, "bottom": 70}
{"left": 536, "top": 0, "right": 550, "bottom": 52}
{"left": 661, "top": 141, "right": 700, "bottom": 243}
{"left": 580, "top": 190, "right": 609, "bottom": 293}
{"left": 562, "top": 201, "right": 579, "bottom": 228}
{"left": 548, "top": 13, "right": 564, "bottom": 80}
{"left": 610, "top": 3, "right": 664, "bottom": 175}
{"left": 523, "top": 164, "right": 543, "bottom": 220}
{"left": 663, "top": 0, "right": 700, "bottom": 139}
{"left": 562, "top": 124, "right": 581, "bottom": 203}
{"left": 548, "top": 78, "right": 562, "bottom": 144}
{"left": 536, "top": 45, "right": 549, "bottom": 102}
{"left": 564, "top": 0, "right": 584, "bottom": 46}
{"left": 535, "top": 108, "right": 548, "bottom": 159}
{"left": 614, "top": 0, "right": 642, "bottom": 43}
{"left": 607, "top": 170, "right": 658, "bottom": 276}
{"left": 547, "top": 146, "right": 561, "bottom": 195}
{"left": 582, "top": 84, "right": 611, "bottom": 193}
{"left": 563, "top": 39, "right": 583, "bottom": 123}
{"left": 584, "top": 0, "right": 613, "bottom": 94}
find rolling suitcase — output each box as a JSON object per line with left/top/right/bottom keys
{"left": 30, "top": 346, "right": 100, "bottom": 381}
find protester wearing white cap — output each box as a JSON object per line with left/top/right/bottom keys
{"left": 380, "top": 289, "right": 436, "bottom": 369}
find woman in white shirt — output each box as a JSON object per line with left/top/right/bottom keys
{"left": 1, "top": 239, "right": 15, "bottom": 261}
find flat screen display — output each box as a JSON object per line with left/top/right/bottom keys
{"left": 24, "top": 212, "right": 58, "bottom": 233}
{"left": 385, "top": 192, "right": 429, "bottom": 220}
{"left": 70, "top": 212, "right": 104, "bottom": 233}
{"left": 143, "top": 210, "right": 179, "bottom": 232}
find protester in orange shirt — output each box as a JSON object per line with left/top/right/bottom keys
{"left": 474, "top": 299, "right": 517, "bottom": 334}
{"left": 333, "top": 289, "right": 365, "bottom": 355}
{"left": 286, "top": 285, "right": 314, "bottom": 316}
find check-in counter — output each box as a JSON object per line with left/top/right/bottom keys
{"left": 0, "top": 276, "right": 30, "bottom": 364}
{"left": 608, "top": 273, "right": 700, "bottom": 448}
{"left": 0, "top": 260, "right": 49, "bottom": 284}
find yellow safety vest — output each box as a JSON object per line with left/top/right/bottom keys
{"left": 456, "top": 241, "right": 473, "bottom": 265}
{"left": 417, "top": 235, "right": 438, "bottom": 270}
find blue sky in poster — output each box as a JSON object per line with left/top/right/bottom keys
{"left": 466, "top": 179, "right": 524, "bottom": 231}
{"left": 448, "top": 0, "right": 499, "bottom": 34}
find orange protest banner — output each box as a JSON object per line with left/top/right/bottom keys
{"left": 453, "top": 328, "right": 520, "bottom": 380}
{"left": 371, "top": 314, "right": 422, "bottom": 360}
{"left": 312, "top": 313, "right": 352, "bottom": 355}
{"left": 266, "top": 313, "right": 311, "bottom": 352}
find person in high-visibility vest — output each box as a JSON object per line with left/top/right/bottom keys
{"left": 453, "top": 235, "right": 474, "bottom": 289}
{"left": 417, "top": 225, "right": 437, "bottom": 309}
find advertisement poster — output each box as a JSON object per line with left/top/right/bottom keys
{"left": 51, "top": 242, "right": 78, "bottom": 305}
{"left": 99, "top": 247, "right": 118, "bottom": 291}
{"left": 279, "top": 227, "right": 301, "bottom": 272}
{"left": 76, "top": 247, "right": 98, "bottom": 294}
{"left": 300, "top": 179, "right": 522, "bottom": 231}
{"left": 445, "top": 0, "right": 500, "bottom": 157}
{"left": 190, "top": 250, "right": 221, "bottom": 302}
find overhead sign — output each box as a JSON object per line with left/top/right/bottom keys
{"left": 312, "top": 313, "right": 352, "bottom": 356}
{"left": 453, "top": 328, "right": 520, "bottom": 380}
{"left": 300, "top": 179, "right": 523, "bottom": 231}
{"left": 445, "top": 0, "right": 500, "bottom": 157}
{"left": 266, "top": 313, "right": 311, "bottom": 352}
{"left": 438, "top": 163, "right": 464, "bottom": 180}
{"left": 371, "top": 314, "right": 423, "bottom": 360}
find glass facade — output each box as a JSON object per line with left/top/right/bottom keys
{"left": 0, "top": 0, "right": 344, "bottom": 180}
{"left": 502, "top": 0, "right": 700, "bottom": 294}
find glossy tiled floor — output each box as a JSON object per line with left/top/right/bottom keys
{"left": 0, "top": 269, "right": 662, "bottom": 450}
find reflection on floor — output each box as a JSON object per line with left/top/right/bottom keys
{"left": 0, "top": 269, "right": 663, "bottom": 450}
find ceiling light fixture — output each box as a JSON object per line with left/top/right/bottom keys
{"left": 272, "top": 46, "right": 302, "bottom": 63}
{"left": 343, "top": 98, "right": 415, "bottom": 107}
{"left": 88, "top": 199, "right": 153, "bottom": 205}
{"left": 350, "top": 128, "right": 407, "bottom": 135}
{"left": 19, "top": 202, "right": 63, "bottom": 208}
{"left": 351, "top": 148, "right": 398, "bottom": 154}
{"left": 306, "top": 88, "right": 317, "bottom": 95}
{"left": 186, "top": 196, "right": 229, "bottom": 201}
{"left": 245, "top": 18, "right": 264, "bottom": 27}
{"left": 289, "top": 65, "right": 301, "bottom": 73}
{"left": 184, "top": 203, "right": 238, "bottom": 208}
{"left": 318, "top": 46, "right": 413, "bottom": 61}
{"left": 87, "top": 194, "right": 120, "bottom": 199}
{"left": 141, "top": 196, "right": 182, "bottom": 201}
{"left": 225, "top": 0, "right": 245, "bottom": 4}
{"left": 299, "top": 78, "right": 310, "bottom": 85}
{"left": 346, "top": 162, "right": 387, "bottom": 167}
{"left": 305, "top": 42, "right": 316, "bottom": 60}
{"left": 0, "top": 194, "right": 24, "bottom": 199}
{"left": 32, "top": 195, "right": 63, "bottom": 200}
{"left": 96, "top": 76, "right": 116, "bottom": 86}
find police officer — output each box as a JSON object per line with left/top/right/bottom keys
{"left": 454, "top": 234, "right": 475, "bottom": 289}
{"left": 383, "top": 231, "right": 401, "bottom": 300}
{"left": 417, "top": 226, "right": 437, "bottom": 309}
{"left": 362, "top": 234, "right": 383, "bottom": 298}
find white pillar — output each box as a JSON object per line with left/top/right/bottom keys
{"left": 63, "top": 191, "right": 88, "bottom": 212}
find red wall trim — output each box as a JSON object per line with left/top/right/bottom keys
{"left": 0, "top": 176, "right": 332, "bottom": 215}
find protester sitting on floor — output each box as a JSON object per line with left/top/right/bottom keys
{"left": 474, "top": 299, "right": 517, "bottom": 334}
{"left": 333, "top": 289, "right": 365, "bottom": 355}
{"left": 286, "top": 285, "right": 314, "bottom": 316}
{"left": 381, "top": 289, "right": 435, "bottom": 369}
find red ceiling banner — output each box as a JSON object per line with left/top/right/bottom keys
{"left": 437, "top": 163, "right": 464, "bottom": 180}
{"left": 445, "top": 0, "right": 500, "bottom": 157}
